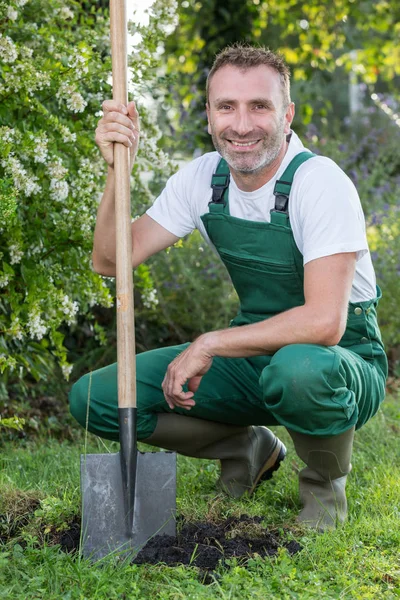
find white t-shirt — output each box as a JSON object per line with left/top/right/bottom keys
{"left": 147, "top": 131, "right": 376, "bottom": 303}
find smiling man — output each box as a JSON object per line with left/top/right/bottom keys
{"left": 206, "top": 63, "right": 292, "bottom": 182}
{"left": 70, "top": 44, "right": 388, "bottom": 530}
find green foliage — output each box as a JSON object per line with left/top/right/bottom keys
{"left": 0, "top": 415, "right": 25, "bottom": 431}
{"left": 0, "top": 0, "right": 179, "bottom": 397}
{"left": 33, "top": 495, "right": 76, "bottom": 533}
{"left": 0, "top": 0, "right": 113, "bottom": 394}
{"left": 158, "top": 0, "right": 400, "bottom": 152}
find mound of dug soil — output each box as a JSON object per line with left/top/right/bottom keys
{"left": 133, "top": 515, "right": 301, "bottom": 570}
{"left": 60, "top": 514, "right": 301, "bottom": 570}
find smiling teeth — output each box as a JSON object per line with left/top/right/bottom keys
{"left": 231, "top": 141, "right": 257, "bottom": 146}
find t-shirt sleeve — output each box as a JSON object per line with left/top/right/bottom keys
{"left": 146, "top": 164, "right": 197, "bottom": 238}
{"left": 291, "top": 160, "right": 369, "bottom": 265}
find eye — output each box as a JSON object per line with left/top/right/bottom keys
{"left": 218, "top": 104, "right": 233, "bottom": 111}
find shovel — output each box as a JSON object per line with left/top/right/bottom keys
{"left": 80, "top": 0, "right": 176, "bottom": 561}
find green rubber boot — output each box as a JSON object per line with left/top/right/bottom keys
{"left": 288, "top": 427, "right": 355, "bottom": 530}
{"left": 143, "top": 413, "right": 286, "bottom": 498}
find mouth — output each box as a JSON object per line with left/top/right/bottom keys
{"left": 227, "top": 139, "right": 261, "bottom": 150}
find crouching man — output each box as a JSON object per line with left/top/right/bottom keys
{"left": 69, "top": 44, "right": 387, "bottom": 530}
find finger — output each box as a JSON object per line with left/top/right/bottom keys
{"left": 188, "top": 375, "right": 203, "bottom": 394}
{"left": 102, "top": 100, "right": 128, "bottom": 115}
{"left": 167, "top": 397, "right": 196, "bottom": 410}
{"left": 102, "top": 111, "right": 136, "bottom": 131}
{"left": 162, "top": 377, "right": 194, "bottom": 400}
{"left": 164, "top": 394, "right": 196, "bottom": 409}
{"left": 163, "top": 384, "right": 195, "bottom": 409}
{"left": 96, "top": 131, "right": 133, "bottom": 149}
{"left": 168, "top": 392, "right": 195, "bottom": 408}
{"left": 100, "top": 121, "right": 137, "bottom": 141}
{"left": 127, "top": 100, "right": 139, "bottom": 119}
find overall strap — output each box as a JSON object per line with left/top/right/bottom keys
{"left": 272, "top": 151, "right": 316, "bottom": 224}
{"left": 210, "top": 158, "right": 230, "bottom": 209}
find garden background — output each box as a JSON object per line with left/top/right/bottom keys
{"left": 0, "top": 1, "right": 399, "bottom": 598}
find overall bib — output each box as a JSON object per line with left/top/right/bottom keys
{"left": 69, "top": 153, "right": 388, "bottom": 441}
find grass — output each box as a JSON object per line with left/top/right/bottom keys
{"left": 0, "top": 392, "right": 399, "bottom": 599}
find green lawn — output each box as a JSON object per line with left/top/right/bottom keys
{"left": 1, "top": 392, "right": 399, "bottom": 599}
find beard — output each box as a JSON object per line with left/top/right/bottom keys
{"left": 210, "top": 115, "right": 286, "bottom": 174}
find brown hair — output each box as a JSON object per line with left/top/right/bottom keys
{"left": 206, "top": 43, "right": 291, "bottom": 107}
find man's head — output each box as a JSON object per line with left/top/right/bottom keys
{"left": 206, "top": 44, "right": 294, "bottom": 176}
{"left": 206, "top": 44, "right": 291, "bottom": 108}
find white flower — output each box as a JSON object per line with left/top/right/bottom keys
{"left": 9, "top": 244, "right": 24, "bottom": 265}
{"left": 0, "top": 35, "right": 18, "bottom": 64}
{"left": 56, "top": 83, "right": 87, "bottom": 113}
{"left": 142, "top": 288, "right": 159, "bottom": 309}
{"left": 7, "top": 7, "right": 18, "bottom": 21}
{"left": 28, "top": 242, "right": 42, "bottom": 256}
{"left": 30, "top": 133, "right": 49, "bottom": 164}
{"left": 0, "top": 274, "right": 10, "bottom": 288}
{"left": 59, "top": 7, "right": 74, "bottom": 19}
{"left": 24, "top": 178, "right": 41, "bottom": 196}
{"left": 59, "top": 125, "right": 76, "bottom": 143}
{"left": 21, "top": 46, "right": 33, "bottom": 59}
{"left": 61, "top": 294, "right": 79, "bottom": 324}
{"left": 15, "top": 0, "right": 28, "bottom": 7}
{"left": 1, "top": 127, "right": 14, "bottom": 143}
{"left": 69, "top": 50, "right": 89, "bottom": 76}
{"left": 66, "top": 92, "right": 87, "bottom": 113}
{"left": 47, "top": 158, "right": 68, "bottom": 180}
{"left": 47, "top": 158, "right": 69, "bottom": 200}
{"left": 50, "top": 179, "right": 69, "bottom": 202}
{"left": 1, "top": 154, "right": 41, "bottom": 196}
{"left": 9, "top": 317, "right": 24, "bottom": 341}
{"left": 86, "top": 291, "right": 97, "bottom": 307}
{"left": 61, "top": 363, "right": 73, "bottom": 379}
{"left": 27, "top": 309, "right": 47, "bottom": 340}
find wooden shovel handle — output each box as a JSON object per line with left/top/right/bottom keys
{"left": 110, "top": 0, "right": 136, "bottom": 409}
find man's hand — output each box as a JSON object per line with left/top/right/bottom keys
{"left": 162, "top": 337, "right": 214, "bottom": 410}
{"left": 95, "top": 100, "right": 140, "bottom": 169}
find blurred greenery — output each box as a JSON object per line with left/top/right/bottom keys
{"left": 159, "top": 0, "right": 400, "bottom": 153}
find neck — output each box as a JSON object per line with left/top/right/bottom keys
{"left": 230, "top": 140, "right": 289, "bottom": 192}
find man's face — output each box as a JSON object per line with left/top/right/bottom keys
{"left": 206, "top": 65, "right": 294, "bottom": 174}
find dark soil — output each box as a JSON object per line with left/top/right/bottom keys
{"left": 58, "top": 521, "right": 81, "bottom": 552}
{"left": 59, "top": 514, "right": 302, "bottom": 571}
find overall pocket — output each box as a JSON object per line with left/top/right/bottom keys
{"left": 218, "top": 248, "right": 304, "bottom": 315}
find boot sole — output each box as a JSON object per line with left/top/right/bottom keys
{"left": 248, "top": 440, "right": 287, "bottom": 496}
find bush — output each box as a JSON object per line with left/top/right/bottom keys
{"left": 0, "top": 0, "right": 179, "bottom": 399}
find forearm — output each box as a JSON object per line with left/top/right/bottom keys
{"left": 92, "top": 167, "right": 118, "bottom": 276}
{"left": 202, "top": 304, "right": 344, "bottom": 359}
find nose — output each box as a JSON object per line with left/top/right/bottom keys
{"left": 232, "top": 108, "right": 253, "bottom": 137}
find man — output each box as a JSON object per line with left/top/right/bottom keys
{"left": 70, "top": 44, "right": 387, "bottom": 530}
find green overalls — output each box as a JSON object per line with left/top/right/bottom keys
{"left": 69, "top": 152, "right": 388, "bottom": 440}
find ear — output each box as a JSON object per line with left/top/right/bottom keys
{"left": 284, "top": 102, "right": 295, "bottom": 134}
{"left": 206, "top": 102, "right": 212, "bottom": 135}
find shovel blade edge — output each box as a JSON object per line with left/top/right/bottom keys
{"left": 80, "top": 450, "right": 177, "bottom": 561}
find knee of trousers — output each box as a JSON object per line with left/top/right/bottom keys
{"left": 259, "top": 344, "right": 358, "bottom": 435}
{"left": 69, "top": 373, "right": 91, "bottom": 429}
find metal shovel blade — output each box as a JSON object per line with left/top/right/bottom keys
{"left": 80, "top": 450, "right": 177, "bottom": 561}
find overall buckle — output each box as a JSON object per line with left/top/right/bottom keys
{"left": 211, "top": 173, "right": 230, "bottom": 204}
{"left": 272, "top": 193, "right": 289, "bottom": 213}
